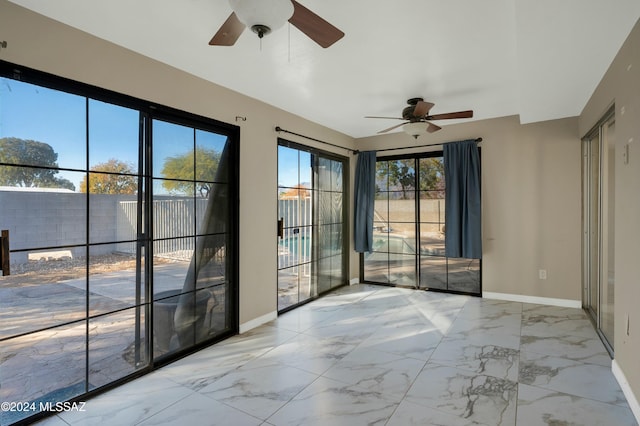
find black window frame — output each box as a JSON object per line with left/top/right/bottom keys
{"left": 0, "top": 59, "right": 240, "bottom": 425}
{"left": 360, "top": 149, "right": 482, "bottom": 296}
{"left": 277, "top": 138, "right": 350, "bottom": 313}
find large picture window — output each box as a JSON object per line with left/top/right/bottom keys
{"left": 362, "top": 152, "right": 480, "bottom": 295}
{"left": 0, "top": 61, "right": 239, "bottom": 425}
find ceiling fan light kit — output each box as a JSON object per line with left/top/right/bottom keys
{"left": 228, "top": 0, "right": 294, "bottom": 38}
{"left": 403, "top": 122, "right": 428, "bottom": 139}
{"left": 210, "top": 0, "right": 344, "bottom": 48}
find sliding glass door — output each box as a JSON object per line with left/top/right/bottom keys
{"left": 0, "top": 63, "right": 238, "bottom": 425}
{"left": 277, "top": 141, "right": 348, "bottom": 312}
{"left": 365, "top": 157, "right": 418, "bottom": 286}
{"left": 583, "top": 108, "right": 615, "bottom": 351}
{"left": 363, "top": 152, "right": 481, "bottom": 295}
{"left": 150, "top": 117, "right": 236, "bottom": 359}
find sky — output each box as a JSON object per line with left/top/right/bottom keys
{"left": 0, "top": 77, "right": 228, "bottom": 192}
{"left": 278, "top": 145, "right": 311, "bottom": 189}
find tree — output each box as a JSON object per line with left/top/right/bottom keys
{"left": 161, "top": 147, "right": 221, "bottom": 197}
{"left": 279, "top": 184, "right": 310, "bottom": 199}
{"left": 419, "top": 157, "right": 445, "bottom": 198}
{"left": 0, "top": 137, "right": 75, "bottom": 190}
{"left": 79, "top": 159, "right": 137, "bottom": 194}
{"left": 377, "top": 159, "right": 415, "bottom": 199}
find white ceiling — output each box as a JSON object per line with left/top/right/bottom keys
{"left": 8, "top": 0, "right": 640, "bottom": 138}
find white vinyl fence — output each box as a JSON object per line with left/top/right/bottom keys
{"left": 117, "top": 198, "right": 208, "bottom": 260}
{"left": 277, "top": 197, "right": 312, "bottom": 273}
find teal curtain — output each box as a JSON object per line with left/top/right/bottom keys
{"left": 354, "top": 151, "right": 376, "bottom": 253}
{"left": 444, "top": 140, "right": 481, "bottom": 259}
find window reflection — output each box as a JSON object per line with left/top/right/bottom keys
{"left": 153, "top": 120, "right": 194, "bottom": 180}
{"left": 152, "top": 130, "right": 233, "bottom": 359}
{"left": 195, "top": 130, "right": 228, "bottom": 183}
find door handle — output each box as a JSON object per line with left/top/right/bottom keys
{"left": 277, "top": 218, "right": 284, "bottom": 239}
{"left": 1, "top": 230, "right": 9, "bottom": 276}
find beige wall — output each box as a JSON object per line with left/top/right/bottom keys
{"left": 356, "top": 115, "right": 582, "bottom": 301}
{"left": 4, "top": 0, "right": 626, "bottom": 333}
{"left": 0, "top": 1, "right": 357, "bottom": 327}
{"left": 580, "top": 17, "right": 640, "bottom": 405}
{"left": 3, "top": 0, "right": 638, "bottom": 414}
{"left": 0, "top": 0, "right": 585, "bottom": 318}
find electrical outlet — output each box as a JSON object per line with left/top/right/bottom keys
{"left": 538, "top": 269, "right": 547, "bottom": 280}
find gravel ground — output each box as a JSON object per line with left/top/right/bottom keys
{"left": 3, "top": 253, "right": 140, "bottom": 287}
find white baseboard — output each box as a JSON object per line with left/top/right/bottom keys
{"left": 612, "top": 359, "right": 640, "bottom": 423}
{"left": 482, "top": 291, "right": 581, "bottom": 308}
{"left": 349, "top": 278, "right": 360, "bottom": 286}
{"left": 239, "top": 311, "right": 277, "bottom": 334}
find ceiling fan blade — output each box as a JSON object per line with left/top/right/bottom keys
{"left": 378, "top": 122, "right": 408, "bottom": 134}
{"left": 413, "top": 101, "right": 435, "bottom": 118}
{"left": 426, "top": 122, "right": 442, "bottom": 133}
{"left": 289, "top": 0, "right": 345, "bottom": 48}
{"left": 365, "top": 116, "right": 404, "bottom": 120}
{"left": 209, "top": 12, "right": 246, "bottom": 46}
{"left": 427, "top": 110, "right": 474, "bottom": 120}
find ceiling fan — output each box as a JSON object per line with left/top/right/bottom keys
{"left": 366, "top": 98, "right": 474, "bottom": 138}
{"left": 209, "top": 0, "right": 344, "bottom": 48}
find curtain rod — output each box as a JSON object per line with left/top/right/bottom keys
{"left": 373, "top": 137, "right": 483, "bottom": 153}
{"left": 275, "top": 126, "right": 482, "bottom": 155}
{"left": 275, "top": 126, "right": 357, "bottom": 154}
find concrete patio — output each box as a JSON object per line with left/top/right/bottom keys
{"left": 0, "top": 256, "right": 229, "bottom": 424}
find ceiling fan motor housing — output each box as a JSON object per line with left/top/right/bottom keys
{"left": 402, "top": 105, "right": 420, "bottom": 121}
{"left": 403, "top": 97, "right": 425, "bottom": 120}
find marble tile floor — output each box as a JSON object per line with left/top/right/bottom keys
{"left": 35, "top": 284, "right": 637, "bottom": 426}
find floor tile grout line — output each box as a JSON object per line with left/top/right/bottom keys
{"left": 40, "top": 284, "right": 633, "bottom": 425}
{"left": 132, "top": 391, "right": 202, "bottom": 426}
{"left": 196, "top": 388, "right": 269, "bottom": 423}
{"left": 514, "top": 301, "right": 524, "bottom": 426}
{"left": 265, "top": 289, "right": 387, "bottom": 424}
{"left": 520, "top": 382, "right": 636, "bottom": 410}
{"left": 264, "top": 373, "right": 326, "bottom": 424}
